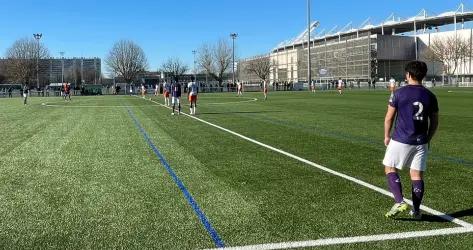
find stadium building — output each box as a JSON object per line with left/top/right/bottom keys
{"left": 239, "top": 3, "right": 473, "bottom": 86}
{"left": 0, "top": 57, "right": 101, "bottom": 87}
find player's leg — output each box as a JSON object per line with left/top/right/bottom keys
{"left": 409, "top": 170, "right": 424, "bottom": 220}
{"left": 189, "top": 96, "right": 193, "bottom": 114}
{"left": 383, "top": 140, "right": 411, "bottom": 218}
{"left": 409, "top": 144, "right": 427, "bottom": 219}
{"left": 171, "top": 96, "right": 176, "bottom": 115}
{"left": 177, "top": 98, "right": 181, "bottom": 114}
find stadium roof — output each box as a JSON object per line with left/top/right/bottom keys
{"left": 274, "top": 3, "right": 473, "bottom": 51}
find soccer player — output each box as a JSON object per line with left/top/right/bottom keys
{"left": 337, "top": 78, "right": 343, "bottom": 95}
{"left": 389, "top": 77, "right": 396, "bottom": 93}
{"left": 187, "top": 81, "right": 198, "bottom": 115}
{"left": 64, "top": 83, "right": 71, "bottom": 101}
{"left": 140, "top": 84, "right": 146, "bottom": 98}
{"left": 171, "top": 81, "right": 182, "bottom": 115}
{"left": 382, "top": 61, "right": 439, "bottom": 220}
{"left": 22, "top": 85, "right": 29, "bottom": 105}
{"left": 263, "top": 80, "right": 268, "bottom": 100}
{"left": 154, "top": 83, "right": 159, "bottom": 96}
{"left": 163, "top": 81, "right": 171, "bottom": 106}
{"left": 237, "top": 81, "right": 243, "bottom": 96}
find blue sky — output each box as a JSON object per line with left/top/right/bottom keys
{"left": 0, "top": 0, "right": 470, "bottom": 75}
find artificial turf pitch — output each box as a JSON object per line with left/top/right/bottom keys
{"left": 0, "top": 89, "right": 472, "bottom": 249}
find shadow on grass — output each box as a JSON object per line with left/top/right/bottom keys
{"left": 395, "top": 208, "right": 473, "bottom": 223}
{"left": 395, "top": 214, "right": 449, "bottom": 223}
{"left": 449, "top": 208, "right": 473, "bottom": 219}
{"left": 199, "top": 110, "right": 283, "bottom": 115}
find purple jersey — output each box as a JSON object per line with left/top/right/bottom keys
{"left": 389, "top": 85, "right": 438, "bottom": 145}
{"left": 171, "top": 83, "right": 181, "bottom": 97}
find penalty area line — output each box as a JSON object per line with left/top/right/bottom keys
{"left": 141, "top": 96, "right": 473, "bottom": 229}
{"left": 205, "top": 227, "right": 473, "bottom": 250}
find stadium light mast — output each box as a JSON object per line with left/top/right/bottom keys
{"left": 33, "top": 33, "right": 42, "bottom": 89}
{"left": 230, "top": 33, "right": 238, "bottom": 86}
{"left": 60, "top": 51, "right": 65, "bottom": 83}
{"left": 307, "top": 0, "right": 312, "bottom": 85}
{"left": 192, "top": 50, "right": 197, "bottom": 82}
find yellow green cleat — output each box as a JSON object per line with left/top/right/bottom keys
{"left": 385, "top": 202, "right": 409, "bottom": 218}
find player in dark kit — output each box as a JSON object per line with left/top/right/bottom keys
{"left": 63, "top": 83, "right": 71, "bottom": 101}
{"left": 171, "top": 81, "right": 182, "bottom": 115}
{"left": 382, "top": 61, "right": 439, "bottom": 220}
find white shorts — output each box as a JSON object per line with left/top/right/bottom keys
{"left": 23, "top": 93, "right": 27, "bottom": 98}
{"left": 172, "top": 97, "right": 180, "bottom": 105}
{"left": 382, "top": 140, "right": 428, "bottom": 171}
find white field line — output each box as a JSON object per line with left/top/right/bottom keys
{"left": 203, "top": 98, "right": 258, "bottom": 105}
{"left": 42, "top": 103, "right": 159, "bottom": 108}
{"left": 206, "top": 227, "right": 473, "bottom": 250}
{"left": 179, "top": 97, "right": 258, "bottom": 106}
{"left": 143, "top": 96, "right": 472, "bottom": 228}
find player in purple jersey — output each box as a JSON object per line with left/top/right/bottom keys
{"left": 171, "top": 81, "right": 182, "bottom": 115}
{"left": 382, "top": 61, "right": 439, "bottom": 220}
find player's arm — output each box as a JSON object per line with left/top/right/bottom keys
{"left": 427, "top": 112, "right": 439, "bottom": 143}
{"left": 384, "top": 106, "right": 396, "bottom": 146}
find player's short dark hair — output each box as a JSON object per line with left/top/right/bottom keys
{"left": 405, "top": 61, "right": 428, "bottom": 82}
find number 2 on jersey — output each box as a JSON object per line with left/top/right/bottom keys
{"left": 413, "top": 102, "right": 424, "bottom": 121}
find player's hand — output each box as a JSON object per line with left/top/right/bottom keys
{"left": 384, "top": 137, "right": 391, "bottom": 147}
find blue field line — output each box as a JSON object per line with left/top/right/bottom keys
{"left": 127, "top": 109, "right": 225, "bottom": 248}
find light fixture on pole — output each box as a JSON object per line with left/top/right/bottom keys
{"left": 33, "top": 33, "right": 43, "bottom": 89}
{"left": 60, "top": 51, "right": 65, "bottom": 83}
{"left": 192, "top": 50, "right": 197, "bottom": 83}
{"left": 307, "top": 0, "right": 311, "bottom": 85}
{"left": 230, "top": 33, "right": 238, "bottom": 87}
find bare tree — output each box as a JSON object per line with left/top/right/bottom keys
{"left": 244, "top": 55, "right": 272, "bottom": 81}
{"left": 160, "top": 57, "right": 189, "bottom": 82}
{"left": 106, "top": 40, "right": 148, "bottom": 84}
{"left": 197, "top": 39, "right": 233, "bottom": 85}
{"left": 5, "top": 38, "right": 50, "bottom": 85}
{"left": 425, "top": 35, "right": 470, "bottom": 82}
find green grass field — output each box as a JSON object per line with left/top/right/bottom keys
{"left": 1, "top": 88, "right": 473, "bottom": 249}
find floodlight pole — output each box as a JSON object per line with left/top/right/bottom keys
{"left": 33, "top": 33, "right": 42, "bottom": 89}
{"left": 230, "top": 33, "right": 238, "bottom": 87}
{"left": 60, "top": 51, "right": 65, "bottom": 83}
{"left": 192, "top": 50, "right": 197, "bottom": 82}
{"left": 307, "top": 0, "right": 311, "bottom": 85}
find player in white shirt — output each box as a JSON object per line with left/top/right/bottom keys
{"left": 140, "top": 84, "right": 146, "bottom": 98}
{"left": 389, "top": 77, "right": 396, "bottom": 93}
{"left": 337, "top": 78, "right": 343, "bottom": 95}
{"left": 237, "top": 81, "right": 243, "bottom": 96}
{"left": 154, "top": 83, "right": 159, "bottom": 96}
{"left": 187, "top": 81, "right": 198, "bottom": 115}
{"left": 263, "top": 80, "right": 268, "bottom": 100}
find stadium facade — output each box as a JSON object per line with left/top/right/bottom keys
{"left": 239, "top": 4, "right": 473, "bottom": 85}
{"left": 0, "top": 57, "right": 101, "bottom": 87}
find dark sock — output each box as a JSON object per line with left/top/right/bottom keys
{"left": 172, "top": 104, "right": 175, "bottom": 113}
{"left": 387, "top": 172, "right": 404, "bottom": 203}
{"left": 411, "top": 180, "right": 424, "bottom": 213}
{"left": 178, "top": 104, "right": 181, "bottom": 113}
